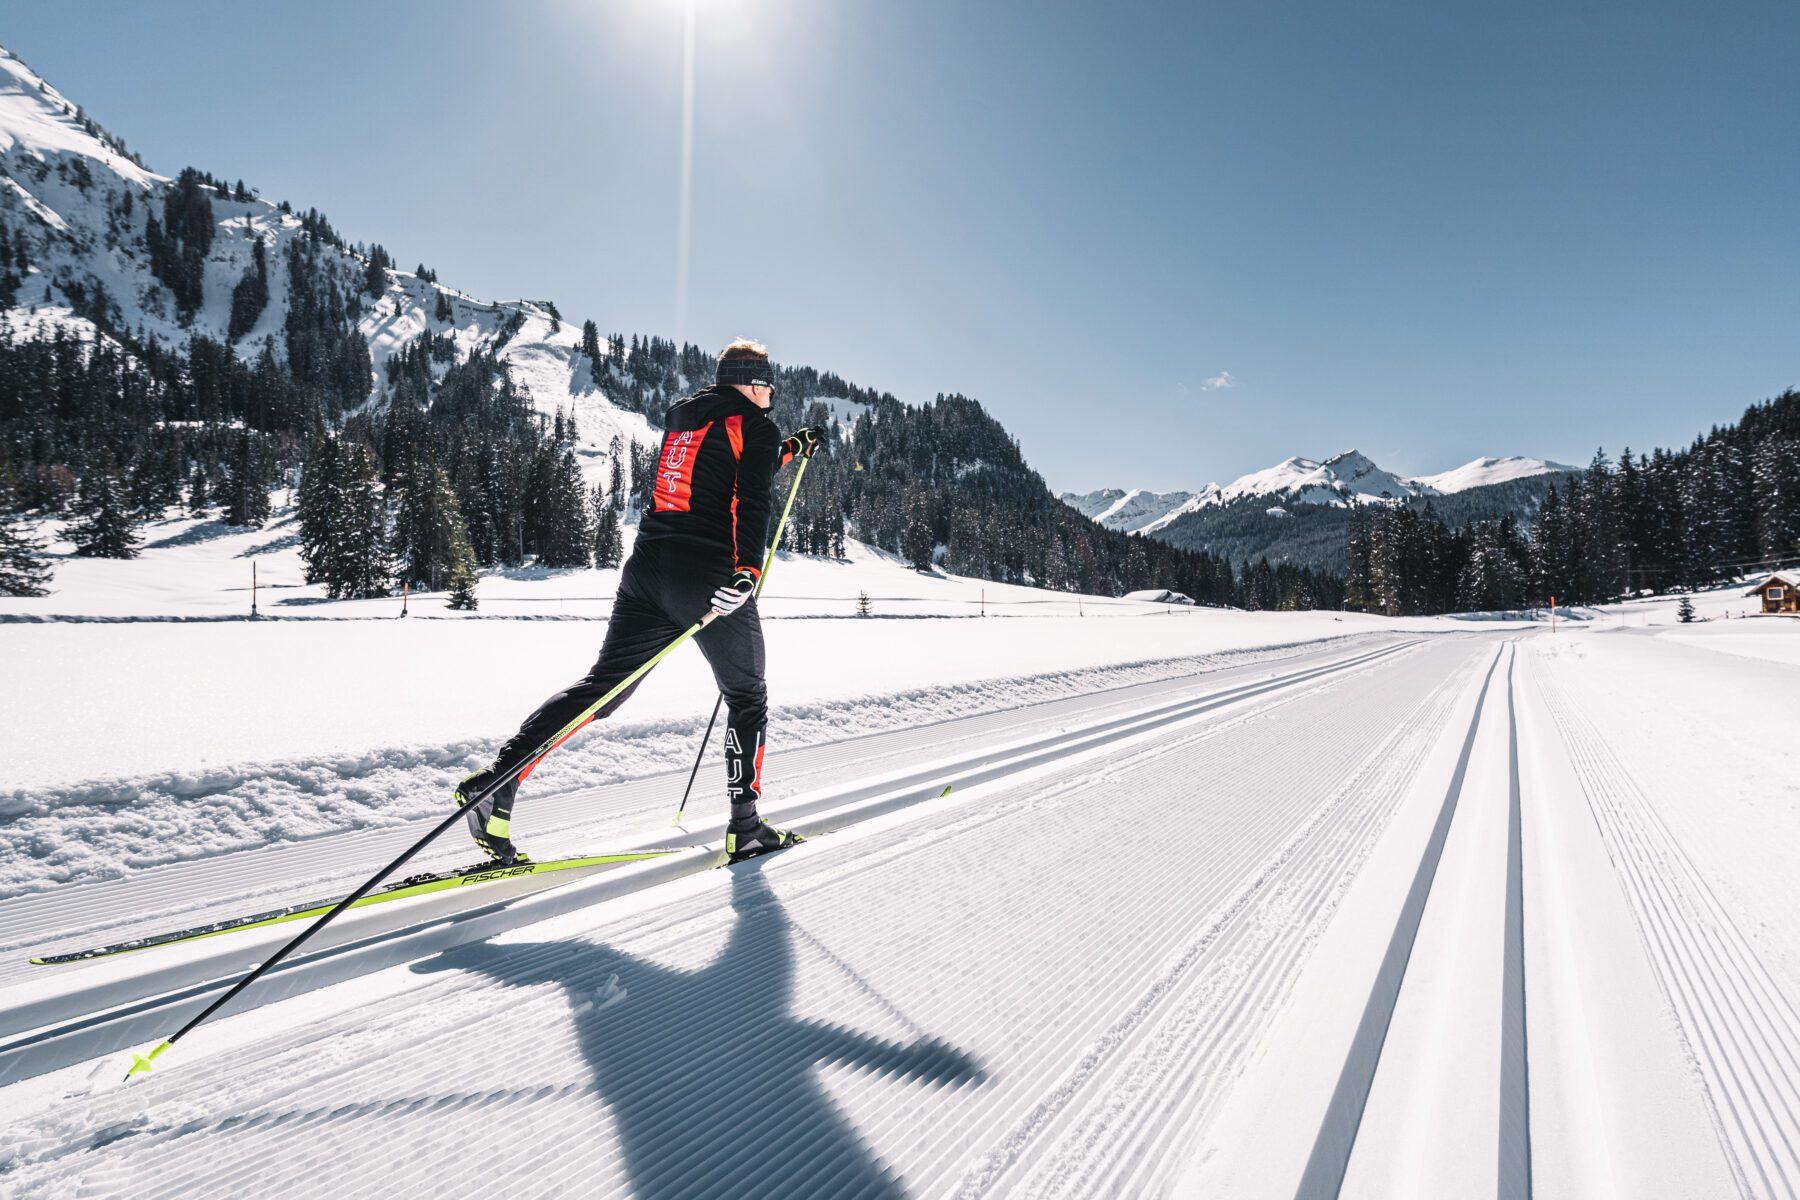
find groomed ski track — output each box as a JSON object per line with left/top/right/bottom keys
{"left": 3, "top": 629, "right": 1791, "bottom": 1198}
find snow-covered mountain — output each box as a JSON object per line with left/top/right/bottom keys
{"left": 1064, "top": 450, "right": 1574, "bottom": 533}
{"left": 1217, "top": 450, "right": 1428, "bottom": 507}
{"left": 1064, "top": 488, "right": 1192, "bottom": 529}
{"left": 0, "top": 44, "right": 657, "bottom": 486}
{"left": 1405, "top": 455, "right": 1578, "bottom": 493}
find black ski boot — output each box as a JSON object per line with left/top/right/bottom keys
{"left": 454, "top": 769, "right": 528, "bottom": 864}
{"left": 725, "top": 819, "right": 803, "bottom": 864}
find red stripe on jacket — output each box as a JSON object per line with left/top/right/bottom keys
{"left": 653, "top": 422, "right": 712, "bottom": 513}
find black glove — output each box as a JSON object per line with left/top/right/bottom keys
{"left": 711, "top": 567, "right": 760, "bottom": 616}
{"left": 782, "top": 425, "right": 827, "bottom": 460}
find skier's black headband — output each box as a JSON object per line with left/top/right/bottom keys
{"left": 716, "top": 357, "right": 775, "bottom": 389}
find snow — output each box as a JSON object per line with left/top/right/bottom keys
{"left": 1524, "top": 630, "right": 1800, "bottom": 1193}
{"left": 1059, "top": 487, "right": 1196, "bottom": 533}
{"left": 1657, "top": 623, "right": 1800, "bottom": 667}
{"left": 3, "top": 589, "right": 1795, "bottom": 1195}
{"left": 1405, "top": 455, "right": 1578, "bottom": 494}
{"left": 807, "top": 395, "right": 871, "bottom": 427}
{"left": 0, "top": 47, "right": 159, "bottom": 191}
{"left": 1059, "top": 487, "right": 1127, "bottom": 520}
{"left": 1220, "top": 455, "right": 1344, "bottom": 504}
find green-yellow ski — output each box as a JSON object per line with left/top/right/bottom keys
{"left": 30, "top": 850, "right": 674, "bottom": 966}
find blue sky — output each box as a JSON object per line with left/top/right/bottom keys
{"left": 6, "top": 1, "right": 1796, "bottom": 491}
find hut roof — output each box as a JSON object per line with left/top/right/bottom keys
{"left": 1744, "top": 571, "right": 1800, "bottom": 596}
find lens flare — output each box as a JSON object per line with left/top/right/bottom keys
{"left": 674, "top": 0, "right": 697, "bottom": 347}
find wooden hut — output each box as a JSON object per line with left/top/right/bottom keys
{"left": 1745, "top": 571, "right": 1800, "bottom": 615}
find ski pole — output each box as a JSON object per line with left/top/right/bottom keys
{"left": 673, "top": 453, "right": 811, "bottom": 826}
{"left": 124, "top": 611, "right": 719, "bottom": 1082}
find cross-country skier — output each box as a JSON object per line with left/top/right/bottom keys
{"left": 454, "top": 339, "right": 825, "bottom": 865}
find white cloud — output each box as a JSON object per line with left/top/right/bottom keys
{"left": 1201, "top": 371, "right": 1237, "bottom": 391}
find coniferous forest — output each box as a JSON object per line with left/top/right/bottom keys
{"left": 1341, "top": 390, "right": 1800, "bottom": 615}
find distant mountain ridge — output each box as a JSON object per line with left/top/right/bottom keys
{"left": 1062, "top": 450, "right": 1574, "bottom": 535}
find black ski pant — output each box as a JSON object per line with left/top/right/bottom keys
{"left": 486, "top": 541, "right": 768, "bottom": 829}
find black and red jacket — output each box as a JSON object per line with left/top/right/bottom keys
{"left": 634, "top": 384, "right": 797, "bottom": 580}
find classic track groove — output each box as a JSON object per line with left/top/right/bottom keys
{"left": 1532, "top": 651, "right": 1800, "bottom": 1199}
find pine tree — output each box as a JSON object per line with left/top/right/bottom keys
{"left": 472, "top": 445, "right": 515, "bottom": 567}
{"left": 607, "top": 436, "right": 626, "bottom": 506}
{"left": 364, "top": 243, "right": 392, "bottom": 297}
{"left": 1752, "top": 437, "right": 1800, "bottom": 561}
{"left": 222, "top": 430, "right": 272, "bottom": 527}
{"left": 146, "top": 169, "right": 214, "bottom": 318}
{"left": 1343, "top": 507, "right": 1374, "bottom": 610}
{"left": 296, "top": 436, "right": 341, "bottom": 586}
{"left": 902, "top": 487, "right": 934, "bottom": 571}
{"left": 630, "top": 441, "right": 658, "bottom": 511}
{"left": 581, "top": 320, "right": 604, "bottom": 376}
{"left": 0, "top": 484, "right": 52, "bottom": 595}
{"left": 446, "top": 527, "right": 479, "bottom": 611}
{"left": 857, "top": 589, "right": 871, "bottom": 617}
{"left": 535, "top": 450, "right": 592, "bottom": 568}
{"left": 228, "top": 237, "right": 269, "bottom": 341}
{"left": 332, "top": 443, "right": 391, "bottom": 599}
{"left": 1580, "top": 448, "right": 1626, "bottom": 601}
{"left": 1677, "top": 595, "right": 1697, "bottom": 623}
{"left": 187, "top": 467, "right": 211, "bottom": 516}
{"left": 395, "top": 465, "right": 469, "bottom": 591}
{"left": 592, "top": 487, "right": 623, "bottom": 569}
{"left": 434, "top": 289, "right": 452, "bottom": 323}
{"left": 69, "top": 460, "right": 140, "bottom": 558}
{"left": 1457, "top": 527, "right": 1495, "bottom": 612}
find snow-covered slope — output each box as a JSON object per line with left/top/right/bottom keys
{"left": 0, "top": 43, "right": 657, "bottom": 487}
{"left": 1061, "top": 488, "right": 1127, "bottom": 520}
{"left": 1405, "top": 455, "right": 1577, "bottom": 493}
{"left": 1067, "top": 448, "right": 1574, "bottom": 530}
{"left": 1061, "top": 487, "right": 1202, "bottom": 534}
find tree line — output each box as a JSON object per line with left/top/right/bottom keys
{"left": 1344, "top": 389, "right": 1800, "bottom": 615}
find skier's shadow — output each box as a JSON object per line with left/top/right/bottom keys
{"left": 413, "top": 865, "right": 985, "bottom": 1198}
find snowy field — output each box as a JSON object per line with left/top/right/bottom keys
{"left": 3, "top": 533, "right": 1797, "bottom": 1197}
{"left": 0, "top": 504, "right": 1501, "bottom": 896}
